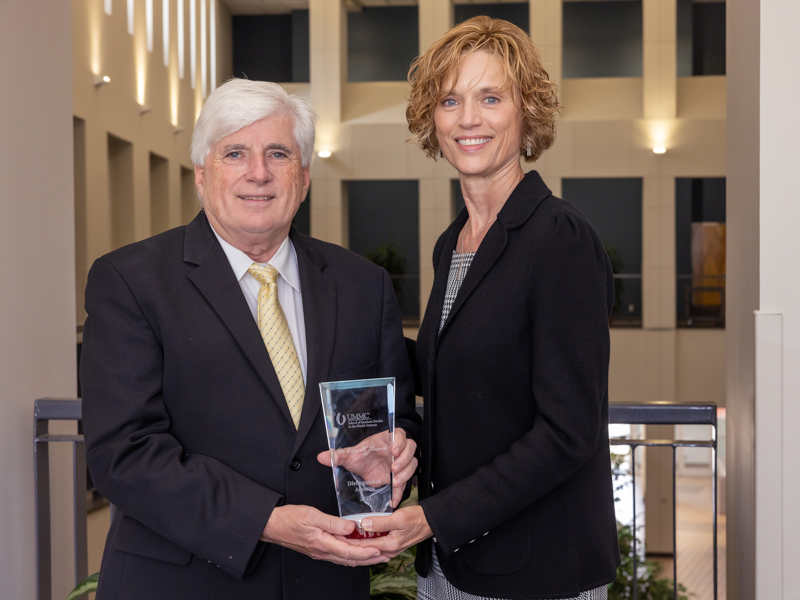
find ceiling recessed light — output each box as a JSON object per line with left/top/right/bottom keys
{"left": 653, "top": 146, "right": 666, "bottom": 154}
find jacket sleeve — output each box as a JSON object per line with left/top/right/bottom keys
{"left": 81, "top": 256, "right": 282, "bottom": 581}
{"left": 419, "top": 209, "right": 613, "bottom": 556}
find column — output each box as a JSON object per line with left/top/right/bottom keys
{"left": 419, "top": 178, "right": 453, "bottom": 312}
{"left": 643, "top": 0, "right": 677, "bottom": 119}
{"left": 529, "top": 0, "right": 562, "bottom": 95}
{"left": 642, "top": 176, "right": 676, "bottom": 329}
{"left": 309, "top": 0, "right": 347, "bottom": 245}
{"left": 754, "top": 1, "right": 800, "bottom": 598}
{"left": 0, "top": 1, "right": 78, "bottom": 597}
{"left": 418, "top": 0, "right": 452, "bottom": 54}
{"left": 725, "top": 0, "right": 759, "bottom": 597}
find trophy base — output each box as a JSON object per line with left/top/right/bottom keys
{"left": 343, "top": 513, "right": 390, "bottom": 539}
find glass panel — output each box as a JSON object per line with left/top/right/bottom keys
{"left": 347, "top": 180, "right": 420, "bottom": 322}
{"left": 348, "top": 7, "right": 418, "bottom": 82}
{"left": 562, "top": 178, "right": 643, "bottom": 326}
{"left": 676, "top": 178, "right": 726, "bottom": 328}
{"left": 563, "top": 1, "right": 643, "bottom": 78}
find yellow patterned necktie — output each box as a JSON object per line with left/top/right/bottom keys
{"left": 248, "top": 263, "right": 305, "bottom": 429}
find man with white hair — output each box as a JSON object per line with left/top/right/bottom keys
{"left": 81, "top": 79, "right": 420, "bottom": 599}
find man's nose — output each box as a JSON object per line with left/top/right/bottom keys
{"left": 247, "top": 154, "right": 272, "bottom": 183}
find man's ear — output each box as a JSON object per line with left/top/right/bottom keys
{"left": 194, "top": 165, "right": 204, "bottom": 200}
{"left": 302, "top": 165, "right": 310, "bottom": 197}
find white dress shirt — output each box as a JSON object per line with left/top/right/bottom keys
{"left": 210, "top": 226, "right": 308, "bottom": 383}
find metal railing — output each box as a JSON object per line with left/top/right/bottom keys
{"left": 35, "top": 399, "right": 717, "bottom": 600}
{"left": 609, "top": 402, "right": 718, "bottom": 600}
{"left": 34, "top": 398, "right": 87, "bottom": 600}
{"left": 677, "top": 274, "right": 726, "bottom": 328}
{"left": 611, "top": 273, "right": 642, "bottom": 327}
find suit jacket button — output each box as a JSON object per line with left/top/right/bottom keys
{"left": 290, "top": 458, "right": 302, "bottom": 471}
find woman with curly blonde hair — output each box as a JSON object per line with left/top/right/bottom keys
{"left": 356, "top": 17, "right": 620, "bottom": 600}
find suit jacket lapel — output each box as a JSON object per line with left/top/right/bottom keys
{"left": 290, "top": 229, "right": 336, "bottom": 454}
{"left": 184, "top": 212, "right": 295, "bottom": 428}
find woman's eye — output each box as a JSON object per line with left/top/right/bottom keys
{"left": 442, "top": 98, "right": 457, "bottom": 107}
{"left": 485, "top": 96, "right": 500, "bottom": 105}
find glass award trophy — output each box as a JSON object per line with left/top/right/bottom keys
{"left": 319, "top": 377, "right": 395, "bottom": 539}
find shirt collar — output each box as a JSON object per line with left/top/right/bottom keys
{"left": 209, "top": 225, "right": 301, "bottom": 293}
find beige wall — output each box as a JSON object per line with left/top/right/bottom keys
{"left": 72, "top": 0, "right": 232, "bottom": 326}
{"left": 0, "top": 1, "right": 77, "bottom": 598}
{"left": 753, "top": 0, "right": 800, "bottom": 597}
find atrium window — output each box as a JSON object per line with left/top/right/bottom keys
{"left": 348, "top": 7, "right": 418, "bottom": 82}
{"left": 562, "top": 178, "right": 643, "bottom": 326}
{"left": 676, "top": 178, "right": 726, "bottom": 327}
{"left": 562, "top": 0, "right": 643, "bottom": 78}
{"left": 454, "top": 2, "right": 529, "bottom": 33}
{"left": 677, "top": 0, "right": 726, "bottom": 76}
{"left": 232, "top": 11, "right": 310, "bottom": 83}
{"left": 348, "top": 180, "right": 420, "bottom": 321}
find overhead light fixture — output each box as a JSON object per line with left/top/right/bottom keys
{"left": 653, "top": 146, "right": 666, "bottom": 154}
{"left": 318, "top": 150, "right": 332, "bottom": 158}
{"left": 173, "top": 125, "right": 185, "bottom": 134}
{"left": 139, "top": 104, "right": 152, "bottom": 115}
{"left": 93, "top": 74, "right": 110, "bottom": 87}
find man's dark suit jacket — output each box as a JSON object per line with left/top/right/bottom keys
{"left": 415, "top": 171, "right": 620, "bottom": 599}
{"left": 81, "top": 211, "right": 421, "bottom": 600}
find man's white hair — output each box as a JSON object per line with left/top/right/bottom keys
{"left": 191, "top": 78, "right": 316, "bottom": 168}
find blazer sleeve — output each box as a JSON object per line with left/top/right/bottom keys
{"left": 81, "top": 256, "right": 282, "bottom": 581}
{"left": 419, "top": 209, "right": 613, "bottom": 555}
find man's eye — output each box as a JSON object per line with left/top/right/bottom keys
{"left": 227, "top": 151, "right": 241, "bottom": 159}
{"left": 271, "top": 152, "right": 287, "bottom": 159}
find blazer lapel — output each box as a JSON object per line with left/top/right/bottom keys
{"left": 184, "top": 213, "right": 295, "bottom": 428}
{"left": 437, "top": 172, "right": 553, "bottom": 340}
{"left": 437, "top": 222, "right": 507, "bottom": 340}
{"left": 289, "top": 229, "right": 337, "bottom": 454}
{"left": 427, "top": 223, "right": 461, "bottom": 357}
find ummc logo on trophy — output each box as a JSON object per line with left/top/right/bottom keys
{"left": 336, "top": 412, "right": 347, "bottom": 426}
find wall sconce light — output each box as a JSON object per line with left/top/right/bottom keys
{"left": 318, "top": 150, "right": 332, "bottom": 158}
{"left": 653, "top": 146, "right": 666, "bottom": 155}
{"left": 139, "top": 104, "right": 152, "bottom": 115}
{"left": 173, "top": 125, "right": 185, "bottom": 134}
{"left": 93, "top": 74, "right": 110, "bottom": 87}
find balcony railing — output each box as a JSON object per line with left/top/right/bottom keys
{"left": 611, "top": 273, "right": 642, "bottom": 327}
{"left": 609, "top": 402, "right": 718, "bottom": 600}
{"left": 677, "top": 274, "right": 726, "bottom": 328}
{"left": 34, "top": 399, "right": 718, "bottom": 600}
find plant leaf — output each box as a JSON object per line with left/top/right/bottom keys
{"left": 370, "top": 571, "right": 417, "bottom": 600}
{"left": 66, "top": 572, "right": 100, "bottom": 600}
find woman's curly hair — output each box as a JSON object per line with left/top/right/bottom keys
{"left": 406, "top": 16, "right": 561, "bottom": 162}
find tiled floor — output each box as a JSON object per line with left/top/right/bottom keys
{"left": 650, "top": 477, "right": 726, "bottom": 600}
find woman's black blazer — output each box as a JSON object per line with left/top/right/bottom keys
{"left": 415, "top": 171, "right": 620, "bottom": 599}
